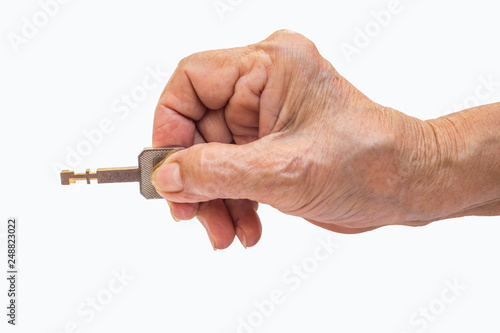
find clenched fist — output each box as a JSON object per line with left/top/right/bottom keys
{"left": 151, "top": 30, "right": 500, "bottom": 249}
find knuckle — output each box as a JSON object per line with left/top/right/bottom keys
{"left": 187, "top": 144, "right": 232, "bottom": 198}
{"left": 269, "top": 29, "right": 300, "bottom": 39}
{"left": 177, "top": 55, "right": 191, "bottom": 68}
{"left": 266, "top": 29, "right": 319, "bottom": 55}
{"left": 177, "top": 51, "right": 204, "bottom": 70}
{"left": 259, "top": 141, "right": 313, "bottom": 204}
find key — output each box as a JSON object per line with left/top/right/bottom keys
{"left": 60, "top": 147, "right": 181, "bottom": 199}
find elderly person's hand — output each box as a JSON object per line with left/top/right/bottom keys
{"left": 152, "top": 30, "right": 500, "bottom": 250}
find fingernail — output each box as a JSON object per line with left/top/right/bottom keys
{"left": 236, "top": 227, "right": 247, "bottom": 249}
{"left": 171, "top": 212, "right": 181, "bottom": 222}
{"left": 152, "top": 162, "right": 183, "bottom": 192}
{"left": 210, "top": 237, "right": 217, "bottom": 251}
{"left": 198, "top": 215, "right": 217, "bottom": 251}
{"left": 166, "top": 200, "right": 182, "bottom": 222}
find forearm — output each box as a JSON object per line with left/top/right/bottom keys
{"left": 420, "top": 103, "right": 500, "bottom": 220}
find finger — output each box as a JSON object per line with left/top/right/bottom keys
{"left": 158, "top": 127, "right": 205, "bottom": 221}
{"left": 195, "top": 109, "right": 233, "bottom": 144}
{"left": 167, "top": 200, "right": 199, "bottom": 221}
{"left": 224, "top": 56, "right": 266, "bottom": 140}
{"left": 153, "top": 49, "right": 245, "bottom": 147}
{"left": 152, "top": 137, "right": 292, "bottom": 205}
{"left": 196, "top": 200, "right": 236, "bottom": 250}
{"left": 152, "top": 49, "right": 241, "bottom": 147}
{"left": 153, "top": 104, "right": 196, "bottom": 148}
{"left": 153, "top": 48, "right": 273, "bottom": 147}
{"left": 225, "top": 199, "right": 262, "bottom": 248}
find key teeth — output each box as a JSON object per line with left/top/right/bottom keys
{"left": 60, "top": 170, "right": 97, "bottom": 185}
{"left": 60, "top": 170, "right": 75, "bottom": 185}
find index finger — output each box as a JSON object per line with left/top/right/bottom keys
{"left": 152, "top": 48, "right": 247, "bottom": 148}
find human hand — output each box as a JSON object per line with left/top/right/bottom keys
{"left": 151, "top": 30, "right": 462, "bottom": 249}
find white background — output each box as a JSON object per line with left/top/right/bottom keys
{"left": 1, "top": 0, "right": 500, "bottom": 332}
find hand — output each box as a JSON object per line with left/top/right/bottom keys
{"left": 151, "top": 30, "right": 493, "bottom": 249}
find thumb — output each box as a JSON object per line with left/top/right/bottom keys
{"left": 152, "top": 138, "right": 299, "bottom": 205}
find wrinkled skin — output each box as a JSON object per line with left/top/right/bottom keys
{"left": 151, "top": 30, "right": 500, "bottom": 249}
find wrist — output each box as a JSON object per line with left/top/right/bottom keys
{"left": 398, "top": 106, "right": 500, "bottom": 222}
{"left": 426, "top": 107, "right": 500, "bottom": 217}
{"left": 386, "top": 110, "right": 442, "bottom": 223}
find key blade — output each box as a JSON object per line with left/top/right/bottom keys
{"left": 96, "top": 167, "right": 140, "bottom": 183}
{"left": 59, "top": 147, "right": 184, "bottom": 199}
{"left": 61, "top": 167, "right": 140, "bottom": 185}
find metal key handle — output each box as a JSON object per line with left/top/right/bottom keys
{"left": 60, "top": 147, "right": 182, "bottom": 199}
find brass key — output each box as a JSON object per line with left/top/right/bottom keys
{"left": 60, "top": 147, "right": 181, "bottom": 199}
